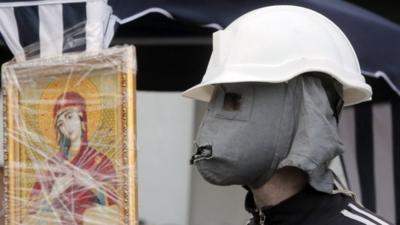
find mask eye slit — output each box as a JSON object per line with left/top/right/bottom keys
{"left": 223, "top": 93, "right": 242, "bottom": 111}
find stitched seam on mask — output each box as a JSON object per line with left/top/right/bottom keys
{"left": 286, "top": 152, "right": 321, "bottom": 166}
{"left": 285, "top": 145, "right": 341, "bottom": 167}
{"left": 265, "top": 83, "right": 289, "bottom": 171}
{"left": 280, "top": 77, "right": 302, "bottom": 161}
{"left": 272, "top": 84, "right": 288, "bottom": 163}
{"left": 247, "top": 84, "right": 283, "bottom": 187}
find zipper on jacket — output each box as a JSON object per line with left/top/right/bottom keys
{"left": 259, "top": 211, "right": 266, "bottom": 225}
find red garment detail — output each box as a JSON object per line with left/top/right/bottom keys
{"left": 28, "top": 92, "right": 118, "bottom": 225}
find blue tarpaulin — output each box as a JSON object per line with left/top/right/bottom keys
{"left": 0, "top": 0, "right": 399, "bottom": 95}
{"left": 109, "top": 0, "right": 400, "bottom": 96}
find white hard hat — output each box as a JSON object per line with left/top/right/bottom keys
{"left": 183, "top": 5, "right": 372, "bottom": 106}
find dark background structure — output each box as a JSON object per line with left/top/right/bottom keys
{"left": 0, "top": 1, "right": 399, "bottom": 224}
{"left": 0, "top": 2, "right": 399, "bottom": 99}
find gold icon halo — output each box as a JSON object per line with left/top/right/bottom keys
{"left": 38, "top": 77, "right": 102, "bottom": 148}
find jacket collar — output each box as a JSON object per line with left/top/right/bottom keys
{"left": 245, "top": 185, "right": 350, "bottom": 225}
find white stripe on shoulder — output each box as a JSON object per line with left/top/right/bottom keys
{"left": 348, "top": 203, "right": 390, "bottom": 225}
{"left": 341, "top": 209, "right": 377, "bottom": 225}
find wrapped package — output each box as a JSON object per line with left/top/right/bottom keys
{"left": 2, "top": 46, "right": 137, "bottom": 225}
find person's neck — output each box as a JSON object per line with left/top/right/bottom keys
{"left": 251, "top": 167, "right": 308, "bottom": 209}
{"left": 68, "top": 139, "right": 81, "bottom": 160}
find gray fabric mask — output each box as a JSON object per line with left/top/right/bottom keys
{"left": 191, "top": 75, "right": 344, "bottom": 193}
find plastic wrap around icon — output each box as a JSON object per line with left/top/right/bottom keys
{"left": 2, "top": 46, "right": 137, "bottom": 225}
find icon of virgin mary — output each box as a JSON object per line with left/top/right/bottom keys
{"left": 26, "top": 92, "right": 118, "bottom": 225}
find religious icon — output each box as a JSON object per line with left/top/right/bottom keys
{"left": 2, "top": 46, "right": 137, "bottom": 225}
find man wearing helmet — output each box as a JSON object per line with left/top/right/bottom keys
{"left": 183, "top": 5, "right": 392, "bottom": 225}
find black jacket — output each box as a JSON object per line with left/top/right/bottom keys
{"left": 245, "top": 185, "right": 393, "bottom": 225}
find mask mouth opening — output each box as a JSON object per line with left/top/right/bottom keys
{"left": 190, "top": 144, "right": 213, "bottom": 165}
